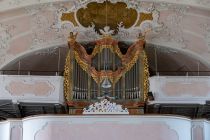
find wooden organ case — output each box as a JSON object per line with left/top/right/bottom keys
{"left": 64, "top": 35, "right": 149, "bottom": 115}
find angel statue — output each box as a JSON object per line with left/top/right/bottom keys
{"left": 138, "top": 30, "right": 149, "bottom": 48}
{"left": 138, "top": 31, "right": 145, "bottom": 41}
{"left": 68, "top": 32, "right": 78, "bottom": 45}
{"left": 138, "top": 29, "right": 152, "bottom": 41}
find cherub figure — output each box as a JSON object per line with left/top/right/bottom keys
{"left": 68, "top": 32, "right": 78, "bottom": 44}
{"left": 138, "top": 31, "right": 148, "bottom": 48}
{"left": 138, "top": 29, "right": 152, "bottom": 41}
{"left": 138, "top": 32, "right": 145, "bottom": 41}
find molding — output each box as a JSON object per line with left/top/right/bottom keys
{"left": 0, "top": 0, "right": 210, "bottom": 12}
{"left": 10, "top": 125, "right": 22, "bottom": 140}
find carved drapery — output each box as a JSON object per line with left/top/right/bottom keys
{"left": 64, "top": 36, "right": 149, "bottom": 102}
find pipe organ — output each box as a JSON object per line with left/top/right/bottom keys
{"left": 64, "top": 34, "right": 149, "bottom": 114}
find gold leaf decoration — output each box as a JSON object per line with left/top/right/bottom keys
{"left": 76, "top": 1, "right": 138, "bottom": 34}
{"left": 135, "top": 13, "right": 153, "bottom": 27}
{"left": 61, "top": 12, "right": 78, "bottom": 26}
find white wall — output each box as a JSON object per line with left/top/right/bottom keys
{"left": 22, "top": 115, "right": 191, "bottom": 140}
{"left": 0, "top": 115, "right": 209, "bottom": 140}
{"left": 0, "top": 121, "right": 10, "bottom": 140}
{"left": 204, "top": 121, "right": 210, "bottom": 140}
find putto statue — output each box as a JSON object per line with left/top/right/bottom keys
{"left": 68, "top": 32, "right": 78, "bottom": 45}
{"left": 138, "top": 32, "right": 145, "bottom": 41}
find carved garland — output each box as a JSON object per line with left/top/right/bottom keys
{"left": 72, "top": 37, "right": 143, "bottom": 84}
{"left": 91, "top": 45, "right": 123, "bottom": 58}
{"left": 74, "top": 47, "right": 141, "bottom": 84}
{"left": 64, "top": 51, "right": 70, "bottom": 101}
{"left": 64, "top": 37, "right": 149, "bottom": 102}
{"left": 143, "top": 51, "right": 150, "bottom": 101}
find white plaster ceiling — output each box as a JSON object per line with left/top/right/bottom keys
{"left": 0, "top": 0, "right": 209, "bottom": 72}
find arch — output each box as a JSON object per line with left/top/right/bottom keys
{"left": 0, "top": 43, "right": 67, "bottom": 70}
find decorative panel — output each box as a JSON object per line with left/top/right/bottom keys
{"left": 0, "top": 75, "right": 64, "bottom": 104}
{"left": 149, "top": 76, "right": 210, "bottom": 104}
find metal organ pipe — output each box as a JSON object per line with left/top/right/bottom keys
{"left": 85, "top": 69, "right": 88, "bottom": 99}
{"left": 132, "top": 65, "right": 134, "bottom": 99}
{"left": 74, "top": 60, "right": 76, "bottom": 99}
{"left": 125, "top": 70, "right": 127, "bottom": 99}
{"left": 134, "top": 63, "right": 137, "bottom": 99}
{"left": 81, "top": 66, "right": 83, "bottom": 99}
{"left": 77, "top": 62, "right": 80, "bottom": 99}
{"left": 138, "top": 60, "right": 141, "bottom": 99}
{"left": 137, "top": 62, "right": 139, "bottom": 98}
{"left": 133, "top": 64, "right": 135, "bottom": 99}
{"left": 70, "top": 42, "right": 144, "bottom": 101}
{"left": 76, "top": 62, "right": 78, "bottom": 99}
{"left": 112, "top": 51, "right": 115, "bottom": 98}
{"left": 129, "top": 68, "right": 131, "bottom": 99}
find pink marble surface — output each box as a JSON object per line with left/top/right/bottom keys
{"left": 162, "top": 81, "right": 210, "bottom": 97}
{"left": 10, "top": 126, "right": 22, "bottom": 140}
{"left": 6, "top": 80, "right": 54, "bottom": 96}
{"left": 193, "top": 126, "right": 204, "bottom": 140}
{"left": 35, "top": 122, "right": 179, "bottom": 140}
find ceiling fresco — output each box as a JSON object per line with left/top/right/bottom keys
{"left": 0, "top": 0, "right": 210, "bottom": 12}
{"left": 0, "top": 0, "right": 209, "bottom": 71}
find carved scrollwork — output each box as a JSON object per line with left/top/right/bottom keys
{"left": 83, "top": 99, "right": 129, "bottom": 114}
{"left": 69, "top": 36, "right": 144, "bottom": 84}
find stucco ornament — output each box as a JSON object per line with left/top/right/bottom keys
{"left": 0, "top": 23, "right": 15, "bottom": 65}
{"left": 199, "top": 23, "right": 210, "bottom": 53}
{"left": 0, "top": 23, "right": 14, "bottom": 49}
{"left": 151, "top": 3, "right": 190, "bottom": 49}
{"left": 57, "top": 0, "right": 162, "bottom": 42}
{"left": 0, "top": 0, "right": 209, "bottom": 12}
{"left": 83, "top": 99, "right": 129, "bottom": 114}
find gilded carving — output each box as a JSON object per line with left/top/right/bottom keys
{"left": 76, "top": 1, "right": 138, "bottom": 34}
{"left": 64, "top": 51, "right": 71, "bottom": 101}
{"left": 58, "top": 1, "right": 162, "bottom": 40}
{"left": 143, "top": 51, "right": 150, "bottom": 101}
{"left": 61, "top": 12, "right": 78, "bottom": 27}
{"left": 64, "top": 34, "right": 149, "bottom": 102}
{"left": 135, "top": 13, "right": 153, "bottom": 27}
{"left": 70, "top": 36, "right": 144, "bottom": 85}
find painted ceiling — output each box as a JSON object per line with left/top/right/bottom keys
{"left": 0, "top": 0, "right": 210, "bottom": 71}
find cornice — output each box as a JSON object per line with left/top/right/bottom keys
{"left": 0, "top": 0, "right": 210, "bottom": 13}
